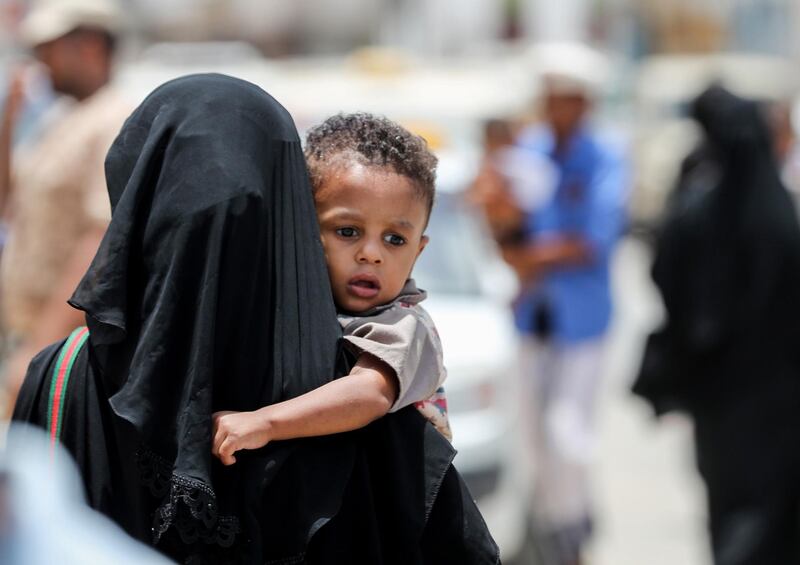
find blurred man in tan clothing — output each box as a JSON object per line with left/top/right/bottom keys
{"left": 0, "top": 0, "right": 131, "bottom": 411}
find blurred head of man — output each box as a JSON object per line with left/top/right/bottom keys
{"left": 530, "top": 42, "right": 608, "bottom": 143}
{"left": 33, "top": 27, "right": 115, "bottom": 100}
{"left": 542, "top": 79, "right": 592, "bottom": 142}
{"left": 20, "top": 0, "right": 121, "bottom": 100}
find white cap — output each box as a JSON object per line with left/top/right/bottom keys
{"left": 528, "top": 42, "right": 610, "bottom": 97}
{"left": 20, "top": 0, "right": 122, "bottom": 48}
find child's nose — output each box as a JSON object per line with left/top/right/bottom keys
{"left": 356, "top": 241, "right": 383, "bottom": 264}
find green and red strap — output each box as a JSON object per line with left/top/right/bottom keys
{"left": 47, "top": 326, "right": 90, "bottom": 448}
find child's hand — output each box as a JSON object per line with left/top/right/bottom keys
{"left": 211, "top": 410, "right": 272, "bottom": 465}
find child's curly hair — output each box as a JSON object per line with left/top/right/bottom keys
{"left": 304, "top": 113, "right": 438, "bottom": 218}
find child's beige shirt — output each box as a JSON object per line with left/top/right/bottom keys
{"left": 338, "top": 279, "right": 451, "bottom": 439}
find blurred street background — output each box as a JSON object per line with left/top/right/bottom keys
{"left": 4, "top": 1, "right": 800, "bottom": 564}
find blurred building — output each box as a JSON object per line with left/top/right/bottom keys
{"left": 131, "top": 0, "right": 504, "bottom": 56}
{"left": 4, "top": 0, "right": 800, "bottom": 60}
{"left": 636, "top": 0, "right": 800, "bottom": 57}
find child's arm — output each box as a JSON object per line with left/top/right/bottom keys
{"left": 212, "top": 354, "right": 398, "bottom": 465}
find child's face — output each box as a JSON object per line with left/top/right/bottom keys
{"left": 315, "top": 163, "right": 429, "bottom": 313}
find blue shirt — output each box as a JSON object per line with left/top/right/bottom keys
{"left": 513, "top": 124, "right": 628, "bottom": 343}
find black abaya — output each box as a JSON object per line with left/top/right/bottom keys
{"left": 633, "top": 86, "right": 800, "bottom": 564}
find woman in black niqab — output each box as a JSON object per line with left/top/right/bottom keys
{"left": 12, "top": 74, "right": 499, "bottom": 565}
{"left": 633, "top": 86, "right": 800, "bottom": 563}
{"left": 14, "top": 72, "right": 345, "bottom": 561}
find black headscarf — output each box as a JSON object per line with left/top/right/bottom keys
{"left": 73, "top": 72, "right": 340, "bottom": 410}
{"left": 634, "top": 85, "right": 800, "bottom": 413}
{"left": 70, "top": 73, "right": 344, "bottom": 553}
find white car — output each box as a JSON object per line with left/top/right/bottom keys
{"left": 414, "top": 158, "right": 534, "bottom": 562}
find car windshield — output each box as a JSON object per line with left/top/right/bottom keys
{"left": 413, "top": 194, "right": 484, "bottom": 296}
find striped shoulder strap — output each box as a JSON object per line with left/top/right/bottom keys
{"left": 47, "top": 326, "right": 90, "bottom": 448}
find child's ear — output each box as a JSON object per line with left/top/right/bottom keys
{"left": 416, "top": 235, "right": 429, "bottom": 257}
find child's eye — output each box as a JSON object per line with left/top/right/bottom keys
{"left": 384, "top": 234, "right": 406, "bottom": 246}
{"left": 336, "top": 227, "right": 359, "bottom": 238}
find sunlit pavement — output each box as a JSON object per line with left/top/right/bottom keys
{"left": 585, "top": 236, "right": 710, "bottom": 565}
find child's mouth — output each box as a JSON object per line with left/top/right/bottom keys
{"left": 347, "top": 276, "right": 380, "bottom": 299}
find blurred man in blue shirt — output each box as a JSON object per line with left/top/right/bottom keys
{"left": 497, "top": 43, "right": 628, "bottom": 565}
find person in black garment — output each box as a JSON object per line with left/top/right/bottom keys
{"left": 11, "top": 74, "right": 498, "bottom": 565}
{"left": 634, "top": 85, "right": 800, "bottom": 565}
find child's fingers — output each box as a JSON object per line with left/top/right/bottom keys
{"left": 211, "top": 411, "right": 237, "bottom": 459}
{"left": 212, "top": 423, "right": 227, "bottom": 458}
{"left": 218, "top": 437, "right": 237, "bottom": 466}
{"left": 212, "top": 432, "right": 223, "bottom": 459}
{"left": 212, "top": 410, "right": 237, "bottom": 428}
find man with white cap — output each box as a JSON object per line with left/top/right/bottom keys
{"left": 498, "top": 42, "right": 628, "bottom": 565}
{"left": 0, "top": 0, "right": 131, "bottom": 412}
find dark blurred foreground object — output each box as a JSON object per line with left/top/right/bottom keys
{"left": 633, "top": 85, "right": 800, "bottom": 565}
{"left": 0, "top": 424, "right": 173, "bottom": 564}
{"left": 11, "top": 74, "right": 498, "bottom": 565}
